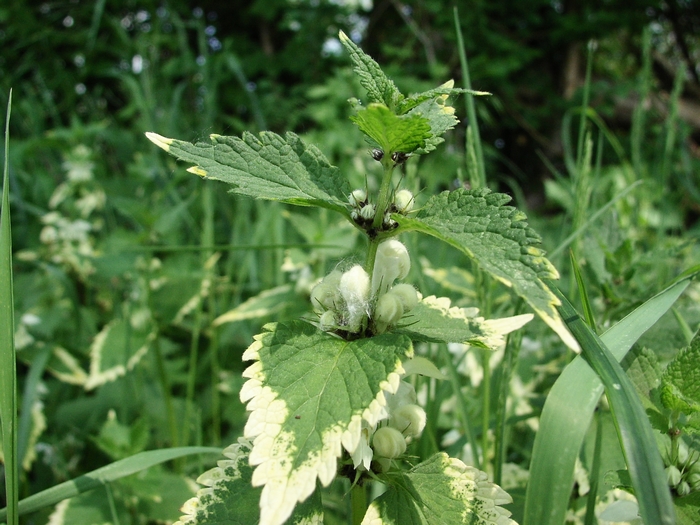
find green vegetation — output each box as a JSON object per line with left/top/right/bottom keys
{"left": 1, "top": 2, "right": 700, "bottom": 524}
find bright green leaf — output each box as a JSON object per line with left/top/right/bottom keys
{"left": 408, "top": 98, "right": 459, "bottom": 155}
{"left": 363, "top": 453, "right": 516, "bottom": 525}
{"left": 397, "top": 295, "right": 532, "bottom": 348}
{"left": 146, "top": 131, "right": 351, "bottom": 213}
{"left": 240, "top": 321, "right": 412, "bottom": 525}
{"left": 350, "top": 104, "right": 431, "bottom": 154}
{"left": 338, "top": 31, "right": 403, "bottom": 109}
{"left": 660, "top": 332, "right": 700, "bottom": 414}
{"left": 172, "top": 439, "right": 322, "bottom": 525}
{"left": 397, "top": 188, "right": 578, "bottom": 350}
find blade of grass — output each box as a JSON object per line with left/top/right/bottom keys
{"left": 523, "top": 274, "right": 692, "bottom": 525}
{"left": 454, "top": 6, "right": 486, "bottom": 189}
{"left": 0, "top": 89, "right": 18, "bottom": 525}
{"left": 0, "top": 446, "right": 221, "bottom": 520}
{"left": 570, "top": 250, "right": 597, "bottom": 331}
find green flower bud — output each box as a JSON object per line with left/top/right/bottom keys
{"left": 677, "top": 481, "right": 691, "bottom": 496}
{"left": 349, "top": 189, "right": 367, "bottom": 207}
{"left": 319, "top": 310, "right": 337, "bottom": 331}
{"left": 688, "top": 471, "right": 700, "bottom": 491}
{"left": 389, "top": 283, "right": 418, "bottom": 312}
{"left": 360, "top": 203, "right": 375, "bottom": 221}
{"left": 390, "top": 404, "right": 426, "bottom": 438}
{"left": 374, "top": 292, "right": 404, "bottom": 333}
{"left": 394, "top": 189, "right": 414, "bottom": 213}
{"left": 309, "top": 270, "right": 342, "bottom": 313}
{"left": 686, "top": 472, "right": 700, "bottom": 491}
{"left": 372, "top": 426, "right": 407, "bottom": 458}
{"left": 666, "top": 465, "right": 682, "bottom": 487}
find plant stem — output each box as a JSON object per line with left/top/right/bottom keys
{"left": 366, "top": 155, "right": 396, "bottom": 273}
{"left": 351, "top": 483, "right": 367, "bottom": 525}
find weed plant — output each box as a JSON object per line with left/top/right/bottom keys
{"left": 1, "top": 10, "right": 700, "bottom": 525}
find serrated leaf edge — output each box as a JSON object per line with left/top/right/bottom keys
{"left": 240, "top": 330, "right": 405, "bottom": 525}
{"left": 174, "top": 438, "right": 252, "bottom": 525}
{"left": 361, "top": 453, "right": 517, "bottom": 525}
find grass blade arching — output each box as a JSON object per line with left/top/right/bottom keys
{"left": 523, "top": 275, "right": 691, "bottom": 525}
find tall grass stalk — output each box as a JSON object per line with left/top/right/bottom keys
{"left": 0, "top": 90, "right": 19, "bottom": 525}
{"left": 454, "top": 7, "right": 486, "bottom": 190}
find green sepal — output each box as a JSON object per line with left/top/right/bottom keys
{"left": 172, "top": 439, "right": 323, "bottom": 525}
{"left": 397, "top": 295, "right": 532, "bottom": 348}
{"left": 396, "top": 188, "right": 578, "bottom": 350}
{"left": 364, "top": 453, "right": 516, "bottom": 525}
{"left": 350, "top": 103, "right": 432, "bottom": 155}
{"left": 146, "top": 131, "right": 351, "bottom": 213}
{"left": 240, "top": 320, "right": 413, "bottom": 525}
{"left": 338, "top": 31, "right": 403, "bottom": 109}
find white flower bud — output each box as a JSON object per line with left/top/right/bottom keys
{"left": 389, "top": 284, "right": 418, "bottom": 312}
{"left": 360, "top": 203, "right": 375, "bottom": 221}
{"left": 389, "top": 404, "right": 426, "bottom": 438}
{"left": 319, "top": 310, "right": 337, "bottom": 331}
{"left": 309, "top": 270, "right": 342, "bottom": 313}
{"left": 349, "top": 189, "right": 367, "bottom": 207}
{"left": 394, "top": 189, "right": 414, "bottom": 213}
{"left": 372, "top": 426, "right": 407, "bottom": 458}
{"left": 372, "top": 239, "right": 410, "bottom": 297}
{"left": 373, "top": 292, "right": 404, "bottom": 333}
{"left": 339, "top": 265, "right": 370, "bottom": 332}
{"left": 666, "top": 465, "right": 682, "bottom": 487}
{"left": 677, "top": 481, "right": 691, "bottom": 496}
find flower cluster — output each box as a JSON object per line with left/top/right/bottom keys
{"left": 664, "top": 439, "right": 700, "bottom": 496}
{"left": 348, "top": 187, "right": 415, "bottom": 231}
{"left": 310, "top": 239, "right": 418, "bottom": 336}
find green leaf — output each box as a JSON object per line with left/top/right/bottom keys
{"left": 622, "top": 345, "right": 663, "bottom": 400}
{"left": 240, "top": 320, "right": 412, "bottom": 525}
{"left": 660, "top": 332, "right": 700, "bottom": 414}
{"left": 523, "top": 275, "right": 692, "bottom": 525}
{"left": 146, "top": 131, "right": 351, "bottom": 213}
{"left": 364, "top": 453, "right": 516, "bottom": 525}
{"left": 675, "top": 492, "right": 700, "bottom": 525}
{"left": 408, "top": 98, "right": 459, "bottom": 155}
{"left": 172, "top": 439, "right": 323, "bottom": 525}
{"left": 397, "top": 295, "right": 532, "bottom": 348}
{"left": 0, "top": 447, "right": 221, "bottom": 520}
{"left": 350, "top": 103, "right": 432, "bottom": 154}
{"left": 397, "top": 188, "right": 578, "bottom": 350}
{"left": 0, "top": 90, "right": 18, "bottom": 525}
{"left": 338, "top": 31, "right": 403, "bottom": 109}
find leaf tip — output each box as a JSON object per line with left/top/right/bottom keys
{"left": 145, "top": 132, "right": 173, "bottom": 151}
{"left": 187, "top": 166, "right": 208, "bottom": 177}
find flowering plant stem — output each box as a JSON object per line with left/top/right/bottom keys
{"left": 366, "top": 156, "right": 397, "bottom": 272}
